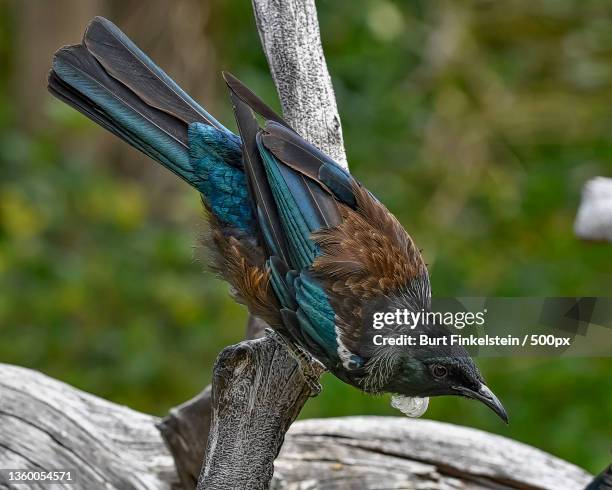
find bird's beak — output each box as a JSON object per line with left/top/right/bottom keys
{"left": 453, "top": 384, "right": 509, "bottom": 424}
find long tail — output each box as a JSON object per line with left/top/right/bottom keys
{"left": 48, "top": 16, "right": 227, "bottom": 189}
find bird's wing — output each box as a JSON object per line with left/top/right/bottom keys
{"left": 255, "top": 124, "right": 348, "bottom": 364}
{"left": 222, "top": 73, "right": 346, "bottom": 364}
{"left": 225, "top": 76, "right": 291, "bottom": 265}
{"left": 261, "top": 121, "right": 357, "bottom": 207}
{"left": 223, "top": 72, "right": 290, "bottom": 129}
{"left": 260, "top": 122, "right": 429, "bottom": 370}
{"left": 224, "top": 72, "right": 428, "bottom": 369}
{"left": 224, "top": 72, "right": 345, "bottom": 269}
{"left": 260, "top": 120, "right": 430, "bottom": 363}
{"left": 310, "top": 183, "right": 430, "bottom": 370}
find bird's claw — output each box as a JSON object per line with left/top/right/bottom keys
{"left": 265, "top": 328, "right": 325, "bottom": 396}
{"left": 304, "top": 375, "right": 323, "bottom": 396}
{"left": 299, "top": 357, "right": 324, "bottom": 396}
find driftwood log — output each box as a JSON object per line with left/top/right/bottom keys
{"left": 0, "top": 363, "right": 595, "bottom": 490}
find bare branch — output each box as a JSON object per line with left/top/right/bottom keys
{"left": 251, "top": 0, "right": 347, "bottom": 167}
{"left": 196, "top": 1, "right": 347, "bottom": 488}
{"left": 0, "top": 363, "right": 178, "bottom": 489}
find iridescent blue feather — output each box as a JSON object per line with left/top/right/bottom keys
{"left": 188, "top": 123, "right": 255, "bottom": 232}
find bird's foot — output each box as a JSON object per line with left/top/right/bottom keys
{"left": 265, "top": 328, "right": 325, "bottom": 396}
{"left": 300, "top": 361, "right": 324, "bottom": 396}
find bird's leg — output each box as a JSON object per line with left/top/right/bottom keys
{"left": 265, "top": 328, "right": 326, "bottom": 396}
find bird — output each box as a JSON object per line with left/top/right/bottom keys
{"left": 48, "top": 16, "right": 507, "bottom": 423}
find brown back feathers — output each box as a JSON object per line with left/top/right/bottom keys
{"left": 312, "top": 183, "right": 426, "bottom": 299}
{"left": 203, "top": 211, "right": 281, "bottom": 327}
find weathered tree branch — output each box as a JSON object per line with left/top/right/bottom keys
{"left": 251, "top": 0, "right": 347, "bottom": 167}
{"left": 157, "top": 387, "right": 212, "bottom": 489}
{"left": 279, "top": 418, "right": 595, "bottom": 489}
{"left": 199, "top": 339, "right": 317, "bottom": 489}
{"left": 196, "top": 1, "right": 347, "bottom": 488}
{"left": 0, "top": 363, "right": 595, "bottom": 490}
{"left": 0, "top": 363, "right": 178, "bottom": 489}
{"left": 157, "top": 317, "right": 266, "bottom": 489}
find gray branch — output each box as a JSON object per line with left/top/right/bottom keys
{"left": 278, "top": 417, "right": 594, "bottom": 489}
{"left": 199, "top": 339, "right": 318, "bottom": 489}
{"left": 251, "top": 0, "right": 347, "bottom": 168}
{"left": 0, "top": 363, "right": 177, "bottom": 489}
{"left": 197, "top": 1, "right": 347, "bottom": 488}
{"left": 0, "top": 363, "right": 594, "bottom": 490}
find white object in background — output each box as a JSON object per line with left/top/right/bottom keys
{"left": 574, "top": 177, "right": 612, "bottom": 242}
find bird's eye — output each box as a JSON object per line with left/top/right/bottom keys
{"left": 431, "top": 364, "right": 448, "bottom": 379}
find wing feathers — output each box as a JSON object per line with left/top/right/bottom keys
{"left": 262, "top": 122, "right": 355, "bottom": 209}
{"left": 226, "top": 84, "right": 291, "bottom": 264}
{"left": 222, "top": 71, "right": 290, "bottom": 128}
{"left": 84, "top": 17, "right": 225, "bottom": 130}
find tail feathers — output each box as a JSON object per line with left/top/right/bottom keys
{"left": 48, "top": 17, "right": 221, "bottom": 189}
{"left": 84, "top": 17, "right": 225, "bottom": 131}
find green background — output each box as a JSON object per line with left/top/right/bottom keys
{"left": 0, "top": 0, "right": 610, "bottom": 474}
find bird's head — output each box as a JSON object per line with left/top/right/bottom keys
{"left": 360, "top": 289, "right": 508, "bottom": 423}
{"left": 381, "top": 347, "right": 508, "bottom": 423}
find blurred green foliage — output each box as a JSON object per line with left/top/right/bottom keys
{"left": 1, "top": 0, "right": 611, "bottom": 473}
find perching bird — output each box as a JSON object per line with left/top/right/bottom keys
{"left": 48, "top": 16, "right": 507, "bottom": 422}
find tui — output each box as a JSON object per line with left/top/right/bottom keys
{"left": 48, "top": 16, "right": 507, "bottom": 423}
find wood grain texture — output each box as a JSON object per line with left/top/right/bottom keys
{"left": 0, "top": 363, "right": 594, "bottom": 490}
{"left": 0, "top": 363, "right": 178, "bottom": 490}
{"left": 251, "top": 0, "right": 347, "bottom": 168}
{"left": 278, "top": 417, "right": 593, "bottom": 490}
{"left": 158, "top": 315, "right": 267, "bottom": 488}
{"left": 198, "top": 339, "right": 319, "bottom": 489}
{"left": 158, "top": 387, "right": 212, "bottom": 489}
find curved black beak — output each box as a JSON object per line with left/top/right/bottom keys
{"left": 453, "top": 384, "right": 509, "bottom": 424}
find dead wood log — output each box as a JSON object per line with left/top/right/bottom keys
{"left": 0, "top": 363, "right": 594, "bottom": 490}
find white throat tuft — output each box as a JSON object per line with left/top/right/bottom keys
{"left": 391, "top": 395, "right": 429, "bottom": 417}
